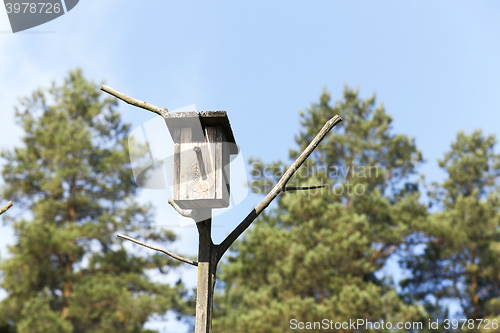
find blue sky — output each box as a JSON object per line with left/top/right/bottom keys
{"left": 1, "top": 1, "right": 500, "bottom": 332}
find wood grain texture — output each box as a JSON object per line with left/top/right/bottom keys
{"left": 206, "top": 126, "right": 230, "bottom": 205}
{"left": 174, "top": 126, "right": 231, "bottom": 209}
{"left": 178, "top": 128, "right": 215, "bottom": 206}
{"left": 195, "top": 218, "right": 216, "bottom": 333}
{"left": 173, "top": 127, "right": 181, "bottom": 200}
{"left": 179, "top": 127, "right": 213, "bottom": 201}
{"left": 222, "top": 141, "right": 230, "bottom": 200}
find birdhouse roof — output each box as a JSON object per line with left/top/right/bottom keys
{"left": 163, "top": 111, "right": 238, "bottom": 154}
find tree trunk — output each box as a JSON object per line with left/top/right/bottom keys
{"left": 62, "top": 204, "right": 76, "bottom": 318}
{"left": 195, "top": 216, "right": 217, "bottom": 333}
{"left": 471, "top": 249, "right": 480, "bottom": 319}
{"left": 61, "top": 254, "right": 74, "bottom": 318}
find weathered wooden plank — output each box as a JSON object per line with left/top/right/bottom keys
{"left": 195, "top": 217, "right": 215, "bottom": 333}
{"left": 195, "top": 139, "right": 215, "bottom": 200}
{"left": 164, "top": 111, "right": 238, "bottom": 154}
{"left": 178, "top": 129, "right": 220, "bottom": 207}
{"left": 221, "top": 141, "right": 230, "bottom": 204}
{"left": 179, "top": 127, "right": 192, "bottom": 201}
{"left": 181, "top": 143, "right": 213, "bottom": 201}
{"left": 173, "top": 127, "right": 181, "bottom": 200}
{"left": 206, "top": 127, "right": 221, "bottom": 202}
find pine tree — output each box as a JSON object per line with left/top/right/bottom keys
{"left": 401, "top": 130, "right": 500, "bottom": 329}
{"left": 213, "top": 86, "right": 428, "bottom": 332}
{"left": 0, "top": 69, "right": 186, "bottom": 333}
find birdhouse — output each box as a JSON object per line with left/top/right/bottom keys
{"left": 164, "top": 111, "right": 238, "bottom": 209}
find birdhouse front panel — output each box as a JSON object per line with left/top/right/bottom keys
{"left": 165, "top": 111, "right": 236, "bottom": 209}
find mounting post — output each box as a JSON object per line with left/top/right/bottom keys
{"left": 195, "top": 214, "right": 216, "bottom": 333}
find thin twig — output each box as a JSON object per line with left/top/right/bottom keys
{"left": 168, "top": 197, "right": 193, "bottom": 218}
{"left": 476, "top": 284, "right": 497, "bottom": 299}
{"left": 281, "top": 185, "right": 326, "bottom": 192}
{"left": 117, "top": 234, "right": 198, "bottom": 266}
{"left": 215, "top": 115, "right": 342, "bottom": 262}
{"left": 0, "top": 201, "right": 12, "bottom": 216}
{"left": 100, "top": 85, "right": 169, "bottom": 118}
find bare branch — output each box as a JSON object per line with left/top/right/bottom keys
{"left": 0, "top": 201, "right": 12, "bottom": 216}
{"left": 380, "top": 245, "right": 397, "bottom": 258}
{"left": 117, "top": 234, "right": 198, "bottom": 266}
{"left": 476, "top": 284, "right": 497, "bottom": 299}
{"left": 281, "top": 185, "right": 326, "bottom": 192}
{"left": 100, "top": 85, "right": 169, "bottom": 118}
{"left": 215, "top": 115, "right": 342, "bottom": 262}
{"left": 168, "top": 197, "right": 193, "bottom": 218}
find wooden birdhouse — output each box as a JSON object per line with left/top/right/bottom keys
{"left": 164, "top": 111, "right": 238, "bottom": 209}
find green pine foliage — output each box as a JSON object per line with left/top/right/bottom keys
{"left": 213, "top": 86, "right": 429, "bottom": 332}
{"left": 401, "top": 130, "right": 500, "bottom": 329}
{"left": 0, "top": 70, "right": 187, "bottom": 333}
{"left": 3, "top": 72, "right": 499, "bottom": 333}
